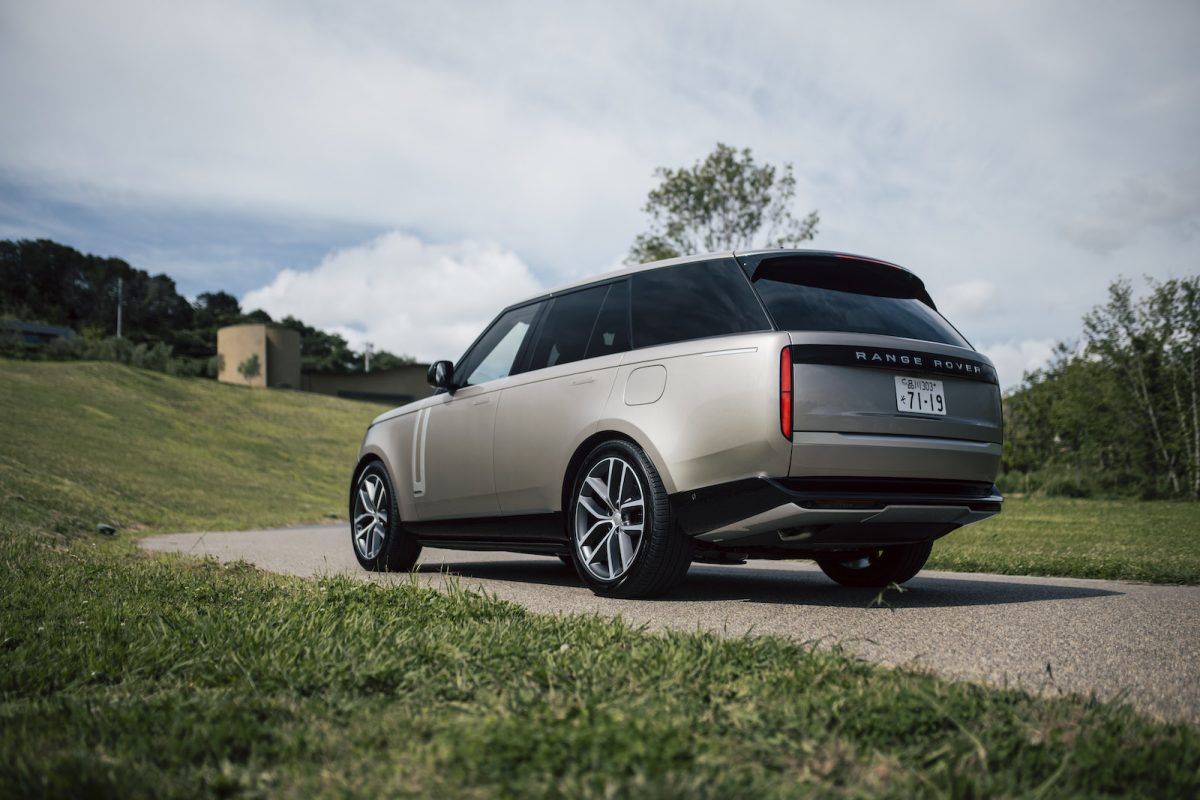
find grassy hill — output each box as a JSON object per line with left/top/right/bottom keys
{"left": 0, "top": 359, "right": 387, "bottom": 535}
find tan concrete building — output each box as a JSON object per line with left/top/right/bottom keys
{"left": 217, "top": 323, "right": 430, "bottom": 405}
{"left": 301, "top": 364, "right": 433, "bottom": 406}
{"left": 216, "top": 324, "right": 301, "bottom": 389}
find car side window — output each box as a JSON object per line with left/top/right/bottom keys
{"left": 526, "top": 284, "right": 610, "bottom": 371}
{"left": 631, "top": 258, "right": 771, "bottom": 348}
{"left": 585, "top": 279, "right": 630, "bottom": 359}
{"left": 458, "top": 302, "right": 543, "bottom": 386}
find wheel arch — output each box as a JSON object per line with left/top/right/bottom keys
{"left": 559, "top": 427, "right": 673, "bottom": 517}
{"left": 350, "top": 441, "right": 416, "bottom": 523}
{"left": 349, "top": 450, "right": 387, "bottom": 514}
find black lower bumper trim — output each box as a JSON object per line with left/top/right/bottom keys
{"left": 670, "top": 476, "right": 1003, "bottom": 537}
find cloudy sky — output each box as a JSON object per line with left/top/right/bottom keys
{"left": 2, "top": 1, "right": 1197, "bottom": 387}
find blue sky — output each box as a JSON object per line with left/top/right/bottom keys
{"left": 2, "top": 1, "right": 1197, "bottom": 386}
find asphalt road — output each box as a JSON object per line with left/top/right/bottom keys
{"left": 141, "top": 525, "right": 1200, "bottom": 725}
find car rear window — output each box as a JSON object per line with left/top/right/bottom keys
{"left": 747, "top": 257, "right": 969, "bottom": 347}
{"left": 631, "top": 258, "right": 771, "bottom": 348}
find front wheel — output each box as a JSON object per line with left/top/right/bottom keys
{"left": 351, "top": 461, "right": 422, "bottom": 572}
{"left": 815, "top": 542, "right": 932, "bottom": 587}
{"left": 569, "top": 440, "right": 692, "bottom": 598}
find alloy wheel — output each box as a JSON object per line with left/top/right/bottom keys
{"left": 574, "top": 456, "right": 645, "bottom": 581}
{"left": 353, "top": 471, "right": 388, "bottom": 561}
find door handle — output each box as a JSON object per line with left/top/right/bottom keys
{"left": 569, "top": 376, "right": 595, "bottom": 386}
{"left": 472, "top": 397, "right": 491, "bottom": 405}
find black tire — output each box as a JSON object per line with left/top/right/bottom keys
{"left": 350, "top": 461, "right": 422, "bottom": 572}
{"left": 815, "top": 542, "right": 932, "bottom": 587}
{"left": 568, "top": 439, "right": 692, "bottom": 598}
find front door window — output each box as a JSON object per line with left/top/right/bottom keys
{"left": 458, "top": 303, "right": 541, "bottom": 386}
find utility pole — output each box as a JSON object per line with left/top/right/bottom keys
{"left": 116, "top": 277, "right": 123, "bottom": 338}
{"left": 364, "top": 342, "right": 373, "bottom": 373}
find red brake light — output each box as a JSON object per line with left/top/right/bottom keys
{"left": 780, "top": 346, "right": 793, "bottom": 441}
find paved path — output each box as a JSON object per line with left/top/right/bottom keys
{"left": 141, "top": 525, "right": 1200, "bottom": 725}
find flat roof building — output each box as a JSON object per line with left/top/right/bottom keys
{"left": 216, "top": 324, "right": 301, "bottom": 389}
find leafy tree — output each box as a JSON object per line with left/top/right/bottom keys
{"left": 367, "top": 350, "right": 417, "bottom": 370}
{"left": 1082, "top": 277, "right": 1200, "bottom": 498}
{"left": 1002, "top": 275, "right": 1200, "bottom": 499}
{"left": 628, "top": 143, "right": 819, "bottom": 264}
{"left": 1, "top": 238, "right": 418, "bottom": 378}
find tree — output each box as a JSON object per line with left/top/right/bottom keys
{"left": 276, "top": 315, "right": 358, "bottom": 373}
{"left": 237, "top": 353, "right": 261, "bottom": 385}
{"left": 1, "top": 237, "right": 418, "bottom": 378}
{"left": 628, "top": 143, "right": 819, "bottom": 264}
{"left": 1001, "top": 275, "right": 1200, "bottom": 500}
{"left": 1082, "top": 277, "right": 1200, "bottom": 498}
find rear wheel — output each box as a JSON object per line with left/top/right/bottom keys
{"left": 815, "top": 542, "right": 932, "bottom": 587}
{"left": 351, "top": 461, "right": 422, "bottom": 572}
{"left": 569, "top": 440, "right": 692, "bottom": 598}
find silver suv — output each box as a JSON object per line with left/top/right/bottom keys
{"left": 350, "top": 250, "right": 1002, "bottom": 597}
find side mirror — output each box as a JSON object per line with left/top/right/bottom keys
{"left": 427, "top": 360, "right": 456, "bottom": 393}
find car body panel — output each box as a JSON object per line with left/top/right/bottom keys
{"left": 601, "top": 331, "right": 793, "bottom": 496}
{"left": 493, "top": 352, "right": 622, "bottom": 514}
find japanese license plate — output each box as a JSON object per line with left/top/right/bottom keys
{"left": 895, "top": 375, "right": 946, "bottom": 416}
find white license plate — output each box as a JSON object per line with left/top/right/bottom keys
{"left": 895, "top": 375, "right": 947, "bottom": 416}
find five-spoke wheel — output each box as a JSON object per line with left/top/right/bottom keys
{"left": 350, "top": 461, "right": 421, "bottom": 572}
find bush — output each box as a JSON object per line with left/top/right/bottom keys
{"left": 0, "top": 333, "right": 213, "bottom": 381}
{"left": 997, "top": 468, "right": 1093, "bottom": 498}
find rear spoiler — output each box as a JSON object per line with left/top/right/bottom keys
{"left": 733, "top": 250, "right": 938, "bottom": 310}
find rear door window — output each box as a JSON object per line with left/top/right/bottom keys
{"left": 631, "top": 258, "right": 770, "bottom": 348}
{"left": 526, "top": 284, "right": 610, "bottom": 371}
{"left": 585, "top": 280, "right": 630, "bottom": 359}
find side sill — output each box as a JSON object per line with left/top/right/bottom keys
{"left": 406, "top": 512, "right": 567, "bottom": 546}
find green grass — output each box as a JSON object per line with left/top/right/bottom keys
{"left": 2, "top": 361, "right": 1199, "bottom": 796}
{"left": 930, "top": 497, "right": 1200, "bottom": 584}
{"left": 2, "top": 527, "right": 1198, "bottom": 798}
{"left": 0, "top": 359, "right": 387, "bottom": 534}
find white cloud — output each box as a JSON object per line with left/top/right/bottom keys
{"left": 241, "top": 232, "right": 542, "bottom": 362}
{"left": 933, "top": 279, "right": 995, "bottom": 319}
{"left": 977, "top": 339, "right": 1058, "bottom": 391}
{"left": 1, "top": 0, "right": 1197, "bottom": 348}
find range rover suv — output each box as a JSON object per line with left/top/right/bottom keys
{"left": 350, "top": 250, "right": 1002, "bottom": 597}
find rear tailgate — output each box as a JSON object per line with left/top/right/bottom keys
{"left": 788, "top": 333, "right": 1002, "bottom": 443}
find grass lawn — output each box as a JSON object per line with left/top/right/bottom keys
{"left": 929, "top": 496, "right": 1200, "bottom": 585}
{"left": 2, "top": 360, "right": 1199, "bottom": 796}
{"left": 3, "top": 526, "right": 1198, "bottom": 798}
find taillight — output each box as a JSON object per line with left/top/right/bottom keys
{"left": 780, "top": 346, "right": 793, "bottom": 441}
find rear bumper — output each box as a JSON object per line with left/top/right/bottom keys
{"left": 789, "top": 431, "right": 1002, "bottom": 483}
{"left": 670, "top": 476, "right": 1002, "bottom": 552}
